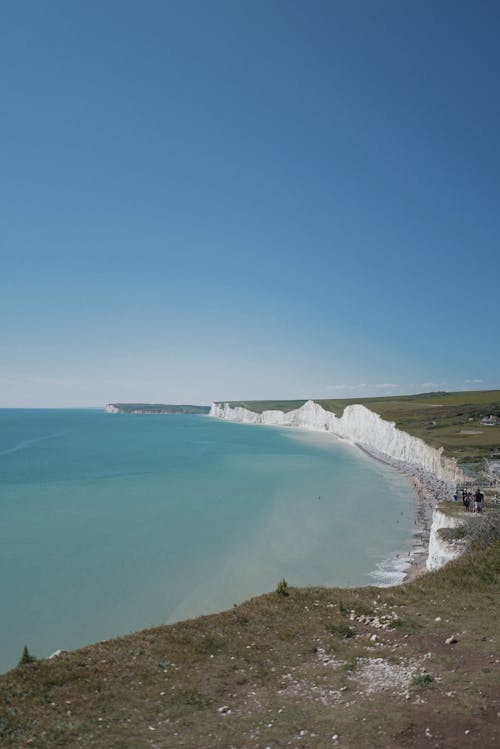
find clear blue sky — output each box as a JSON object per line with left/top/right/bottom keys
{"left": 1, "top": 0, "right": 499, "bottom": 406}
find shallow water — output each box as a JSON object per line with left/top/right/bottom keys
{"left": 0, "top": 409, "right": 415, "bottom": 672}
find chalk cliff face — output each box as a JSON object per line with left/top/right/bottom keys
{"left": 426, "top": 509, "right": 465, "bottom": 571}
{"left": 210, "top": 400, "right": 464, "bottom": 484}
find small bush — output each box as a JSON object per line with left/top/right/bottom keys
{"left": 338, "top": 599, "right": 349, "bottom": 617}
{"left": 342, "top": 659, "right": 357, "bottom": 672}
{"left": 18, "top": 645, "right": 36, "bottom": 666}
{"left": 327, "top": 620, "right": 354, "bottom": 638}
{"left": 276, "top": 578, "right": 289, "bottom": 596}
{"left": 412, "top": 672, "right": 434, "bottom": 688}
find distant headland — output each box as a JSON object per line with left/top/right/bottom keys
{"left": 105, "top": 403, "right": 210, "bottom": 415}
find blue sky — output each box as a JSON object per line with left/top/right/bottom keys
{"left": 1, "top": 0, "right": 499, "bottom": 407}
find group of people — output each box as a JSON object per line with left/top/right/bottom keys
{"left": 453, "top": 488, "right": 484, "bottom": 513}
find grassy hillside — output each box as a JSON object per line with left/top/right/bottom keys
{"left": 219, "top": 391, "right": 500, "bottom": 466}
{"left": 2, "top": 527, "right": 499, "bottom": 748}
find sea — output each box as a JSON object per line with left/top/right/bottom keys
{"left": 0, "top": 408, "right": 416, "bottom": 673}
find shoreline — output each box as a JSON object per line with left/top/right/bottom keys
{"left": 355, "top": 444, "right": 451, "bottom": 582}
{"left": 218, "top": 415, "right": 456, "bottom": 586}
{"left": 210, "top": 399, "right": 467, "bottom": 585}
{"left": 239, "top": 419, "right": 448, "bottom": 586}
{"left": 281, "top": 420, "right": 454, "bottom": 584}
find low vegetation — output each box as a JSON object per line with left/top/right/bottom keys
{"left": 17, "top": 645, "right": 36, "bottom": 666}
{"left": 276, "top": 577, "right": 289, "bottom": 597}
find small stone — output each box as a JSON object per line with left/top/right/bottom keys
{"left": 465, "top": 729, "right": 470, "bottom": 734}
{"left": 445, "top": 635, "right": 458, "bottom": 645}
{"left": 370, "top": 634, "right": 377, "bottom": 642}
{"left": 435, "top": 616, "right": 441, "bottom": 622}
{"left": 218, "top": 706, "right": 231, "bottom": 714}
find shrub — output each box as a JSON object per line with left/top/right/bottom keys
{"left": 276, "top": 578, "right": 289, "bottom": 596}
{"left": 412, "top": 672, "right": 434, "bottom": 688}
{"left": 327, "top": 620, "right": 354, "bottom": 638}
{"left": 18, "top": 645, "right": 36, "bottom": 666}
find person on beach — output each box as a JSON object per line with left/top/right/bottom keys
{"left": 464, "top": 492, "right": 471, "bottom": 512}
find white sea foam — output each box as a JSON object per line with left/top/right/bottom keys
{"left": 367, "top": 552, "right": 411, "bottom": 587}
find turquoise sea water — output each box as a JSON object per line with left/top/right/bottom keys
{"left": 0, "top": 409, "right": 415, "bottom": 672}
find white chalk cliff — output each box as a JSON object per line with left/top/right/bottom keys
{"left": 426, "top": 508, "right": 465, "bottom": 571}
{"left": 210, "top": 400, "right": 464, "bottom": 484}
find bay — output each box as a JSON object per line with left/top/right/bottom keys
{"left": 0, "top": 409, "right": 415, "bottom": 672}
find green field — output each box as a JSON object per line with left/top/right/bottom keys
{"left": 220, "top": 391, "right": 500, "bottom": 466}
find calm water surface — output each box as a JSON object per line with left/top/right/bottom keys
{"left": 0, "top": 409, "right": 415, "bottom": 672}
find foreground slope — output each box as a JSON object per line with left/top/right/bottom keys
{"left": 1, "top": 540, "right": 499, "bottom": 749}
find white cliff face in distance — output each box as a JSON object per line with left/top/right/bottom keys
{"left": 210, "top": 400, "right": 464, "bottom": 484}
